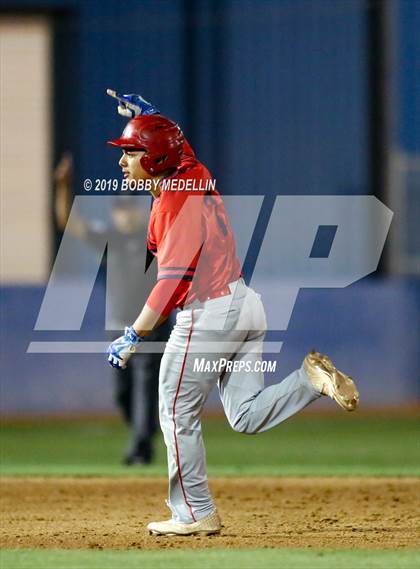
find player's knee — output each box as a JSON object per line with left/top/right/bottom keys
{"left": 230, "top": 415, "right": 258, "bottom": 435}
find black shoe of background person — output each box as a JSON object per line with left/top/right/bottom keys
{"left": 123, "top": 438, "right": 154, "bottom": 466}
{"left": 123, "top": 453, "right": 152, "bottom": 466}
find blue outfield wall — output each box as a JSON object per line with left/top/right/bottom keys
{"left": 1, "top": 277, "right": 419, "bottom": 415}
{"left": 398, "top": 0, "right": 420, "bottom": 153}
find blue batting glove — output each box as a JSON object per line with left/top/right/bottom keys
{"left": 106, "top": 88, "right": 160, "bottom": 118}
{"left": 107, "top": 326, "right": 143, "bottom": 370}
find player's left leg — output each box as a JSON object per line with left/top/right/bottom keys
{"left": 157, "top": 307, "right": 218, "bottom": 525}
{"left": 155, "top": 298, "right": 249, "bottom": 530}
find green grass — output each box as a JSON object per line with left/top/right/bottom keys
{"left": 1, "top": 549, "right": 419, "bottom": 569}
{"left": 1, "top": 413, "right": 418, "bottom": 477}
{"left": 1, "top": 415, "right": 419, "bottom": 569}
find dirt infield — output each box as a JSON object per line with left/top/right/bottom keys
{"left": 1, "top": 477, "right": 418, "bottom": 550}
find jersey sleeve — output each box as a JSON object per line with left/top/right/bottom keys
{"left": 146, "top": 195, "right": 205, "bottom": 315}
{"left": 146, "top": 278, "right": 191, "bottom": 316}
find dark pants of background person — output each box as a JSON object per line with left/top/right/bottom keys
{"left": 112, "top": 321, "right": 172, "bottom": 464}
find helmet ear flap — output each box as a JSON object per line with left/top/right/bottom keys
{"left": 141, "top": 152, "right": 173, "bottom": 176}
{"left": 140, "top": 153, "right": 156, "bottom": 176}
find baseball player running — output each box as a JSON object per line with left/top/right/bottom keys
{"left": 106, "top": 91, "right": 360, "bottom": 536}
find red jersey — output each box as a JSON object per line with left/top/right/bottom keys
{"left": 146, "top": 153, "right": 241, "bottom": 316}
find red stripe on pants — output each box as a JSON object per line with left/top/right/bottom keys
{"left": 171, "top": 310, "right": 196, "bottom": 522}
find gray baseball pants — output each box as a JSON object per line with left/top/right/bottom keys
{"left": 158, "top": 278, "right": 320, "bottom": 523}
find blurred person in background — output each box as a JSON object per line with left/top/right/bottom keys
{"left": 54, "top": 153, "right": 171, "bottom": 465}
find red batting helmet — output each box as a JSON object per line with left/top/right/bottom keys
{"left": 108, "top": 115, "right": 185, "bottom": 175}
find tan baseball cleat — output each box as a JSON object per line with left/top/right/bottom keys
{"left": 303, "top": 351, "right": 360, "bottom": 411}
{"left": 147, "top": 509, "right": 222, "bottom": 536}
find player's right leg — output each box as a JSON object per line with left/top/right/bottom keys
{"left": 219, "top": 286, "right": 359, "bottom": 434}
{"left": 218, "top": 286, "right": 321, "bottom": 434}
